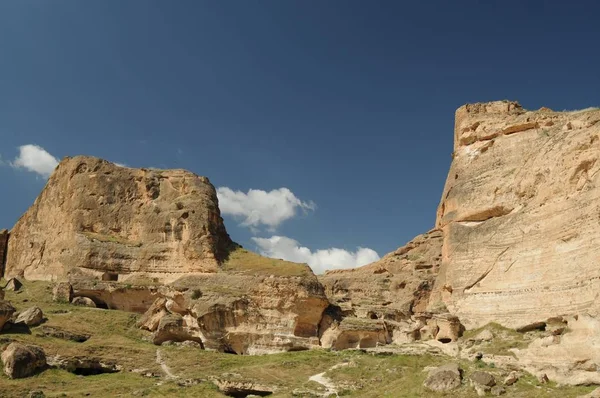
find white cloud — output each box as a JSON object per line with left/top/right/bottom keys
{"left": 217, "top": 187, "right": 315, "bottom": 230}
{"left": 252, "top": 235, "right": 380, "bottom": 274}
{"left": 12, "top": 144, "right": 59, "bottom": 178}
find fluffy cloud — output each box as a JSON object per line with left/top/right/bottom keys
{"left": 217, "top": 187, "right": 315, "bottom": 230}
{"left": 252, "top": 235, "right": 380, "bottom": 274}
{"left": 12, "top": 144, "right": 59, "bottom": 178}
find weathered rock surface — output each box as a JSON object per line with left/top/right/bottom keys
{"left": 470, "top": 371, "right": 496, "bottom": 387}
{"left": 5, "top": 156, "right": 232, "bottom": 281}
{"left": 15, "top": 306, "right": 44, "bottom": 326}
{"left": 135, "top": 271, "right": 328, "bottom": 354}
{"left": 431, "top": 101, "right": 600, "bottom": 329}
{"left": 47, "top": 355, "right": 121, "bottom": 375}
{"left": 320, "top": 317, "right": 390, "bottom": 350}
{"left": 423, "top": 363, "right": 462, "bottom": 392}
{"left": 211, "top": 378, "right": 275, "bottom": 397}
{"left": 3, "top": 156, "right": 330, "bottom": 354}
{"left": 515, "top": 314, "right": 600, "bottom": 385}
{"left": 35, "top": 326, "right": 90, "bottom": 342}
{"left": 71, "top": 296, "right": 97, "bottom": 308}
{"left": 0, "top": 300, "right": 16, "bottom": 330}
{"left": 52, "top": 282, "right": 73, "bottom": 303}
{"left": 320, "top": 230, "right": 443, "bottom": 321}
{"left": 1, "top": 342, "right": 47, "bottom": 379}
{"left": 151, "top": 313, "right": 204, "bottom": 346}
{"left": 0, "top": 229, "right": 8, "bottom": 277}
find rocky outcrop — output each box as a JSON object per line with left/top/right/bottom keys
{"left": 136, "top": 271, "right": 328, "bottom": 354}
{"left": 0, "top": 229, "right": 8, "bottom": 276}
{"left": 47, "top": 355, "right": 120, "bottom": 375}
{"left": 36, "top": 326, "right": 90, "bottom": 343}
{"left": 0, "top": 300, "right": 16, "bottom": 330}
{"left": 432, "top": 101, "right": 600, "bottom": 329}
{"left": 319, "top": 230, "right": 442, "bottom": 322}
{"left": 71, "top": 296, "right": 96, "bottom": 308}
{"left": 514, "top": 315, "right": 600, "bottom": 385}
{"left": 5, "top": 156, "right": 232, "bottom": 281}
{"left": 1, "top": 342, "right": 47, "bottom": 379}
{"left": 52, "top": 282, "right": 73, "bottom": 303}
{"left": 4, "top": 157, "right": 330, "bottom": 354}
{"left": 318, "top": 230, "right": 452, "bottom": 348}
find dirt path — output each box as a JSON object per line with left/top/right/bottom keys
{"left": 308, "top": 362, "right": 351, "bottom": 397}
{"left": 156, "top": 349, "right": 178, "bottom": 379}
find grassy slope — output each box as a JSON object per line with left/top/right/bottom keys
{"left": 221, "top": 247, "right": 312, "bottom": 277}
{"left": 0, "top": 281, "right": 595, "bottom": 397}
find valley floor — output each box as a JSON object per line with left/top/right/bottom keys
{"left": 0, "top": 281, "right": 595, "bottom": 398}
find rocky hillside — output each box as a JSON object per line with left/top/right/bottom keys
{"left": 2, "top": 156, "right": 329, "bottom": 355}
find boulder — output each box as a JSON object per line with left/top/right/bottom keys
{"left": 491, "top": 385, "right": 506, "bottom": 396}
{"left": 470, "top": 371, "right": 496, "bottom": 387}
{"left": 423, "top": 363, "right": 462, "bottom": 392}
{"left": 4, "top": 278, "right": 22, "bottom": 292}
{"left": 28, "top": 392, "right": 45, "bottom": 398}
{"left": 0, "top": 300, "right": 16, "bottom": 330}
{"left": 52, "top": 282, "right": 73, "bottom": 303}
{"left": 15, "top": 306, "right": 44, "bottom": 326}
{"left": 503, "top": 371, "right": 519, "bottom": 386}
{"left": 1, "top": 342, "right": 47, "bottom": 379}
{"left": 71, "top": 296, "right": 96, "bottom": 308}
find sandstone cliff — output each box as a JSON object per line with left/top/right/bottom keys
{"left": 432, "top": 101, "right": 600, "bottom": 329}
{"left": 0, "top": 229, "right": 8, "bottom": 277}
{"left": 6, "top": 156, "right": 232, "bottom": 281}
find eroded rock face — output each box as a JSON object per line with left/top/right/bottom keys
{"left": 432, "top": 101, "right": 600, "bottom": 329}
{"left": 319, "top": 230, "right": 443, "bottom": 321}
{"left": 514, "top": 315, "right": 600, "bottom": 385}
{"left": 5, "top": 156, "right": 232, "bottom": 281}
{"left": 137, "top": 272, "right": 329, "bottom": 354}
{"left": 0, "top": 229, "right": 8, "bottom": 276}
{"left": 1, "top": 342, "right": 47, "bottom": 379}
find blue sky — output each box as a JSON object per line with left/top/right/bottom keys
{"left": 1, "top": 1, "right": 599, "bottom": 273}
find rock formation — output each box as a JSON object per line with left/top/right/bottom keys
{"left": 3, "top": 156, "right": 330, "bottom": 354}
{"left": 0, "top": 229, "right": 8, "bottom": 276}
{"left": 431, "top": 101, "right": 600, "bottom": 329}
{"left": 0, "top": 300, "right": 16, "bottom": 330}
{"left": 318, "top": 229, "right": 452, "bottom": 347}
{"left": 5, "top": 156, "right": 232, "bottom": 281}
